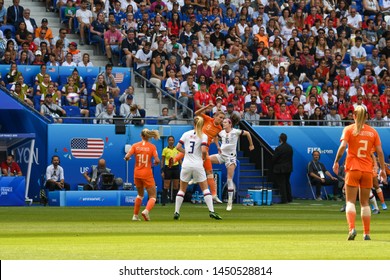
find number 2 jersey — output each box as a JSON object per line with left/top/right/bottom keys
{"left": 218, "top": 128, "right": 243, "bottom": 156}
{"left": 341, "top": 124, "right": 381, "bottom": 173}
{"left": 179, "top": 130, "right": 208, "bottom": 168}
{"left": 129, "top": 141, "right": 158, "bottom": 179}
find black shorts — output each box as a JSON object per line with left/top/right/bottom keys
{"left": 163, "top": 165, "right": 180, "bottom": 180}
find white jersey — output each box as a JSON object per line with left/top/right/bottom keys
{"left": 179, "top": 130, "right": 208, "bottom": 168}
{"left": 218, "top": 128, "right": 243, "bottom": 156}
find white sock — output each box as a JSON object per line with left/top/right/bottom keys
{"left": 369, "top": 194, "right": 379, "bottom": 210}
{"left": 175, "top": 190, "right": 185, "bottom": 214}
{"left": 227, "top": 179, "right": 234, "bottom": 203}
{"left": 203, "top": 189, "right": 214, "bottom": 212}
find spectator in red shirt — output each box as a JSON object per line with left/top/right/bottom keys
{"left": 194, "top": 82, "right": 213, "bottom": 111}
{"left": 363, "top": 76, "right": 379, "bottom": 96}
{"left": 338, "top": 96, "right": 355, "bottom": 119}
{"left": 259, "top": 73, "right": 273, "bottom": 98}
{"left": 209, "top": 72, "right": 228, "bottom": 98}
{"left": 304, "top": 6, "right": 322, "bottom": 28}
{"left": 1, "top": 155, "right": 22, "bottom": 176}
{"left": 276, "top": 102, "right": 292, "bottom": 126}
{"left": 367, "top": 94, "right": 383, "bottom": 119}
{"left": 335, "top": 68, "right": 351, "bottom": 91}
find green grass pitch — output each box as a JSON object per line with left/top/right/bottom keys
{"left": 1, "top": 201, "right": 389, "bottom": 260}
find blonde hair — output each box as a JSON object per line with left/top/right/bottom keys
{"left": 194, "top": 116, "right": 204, "bottom": 138}
{"left": 141, "top": 128, "right": 160, "bottom": 140}
{"left": 353, "top": 105, "right": 367, "bottom": 136}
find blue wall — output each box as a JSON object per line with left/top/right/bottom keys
{"left": 254, "top": 126, "right": 390, "bottom": 198}
{"left": 0, "top": 91, "right": 48, "bottom": 201}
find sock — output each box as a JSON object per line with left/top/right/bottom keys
{"left": 203, "top": 189, "right": 214, "bottom": 212}
{"left": 175, "top": 190, "right": 185, "bottom": 214}
{"left": 227, "top": 179, "right": 234, "bottom": 203}
{"left": 145, "top": 197, "right": 156, "bottom": 212}
{"left": 134, "top": 196, "right": 142, "bottom": 215}
{"left": 174, "top": 152, "right": 184, "bottom": 164}
{"left": 369, "top": 191, "right": 379, "bottom": 210}
{"left": 376, "top": 188, "right": 385, "bottom": 204}
{"left": 345, "top": 202, "right": 356, "bottom": 232}
{"left": 207, "top": 175, "right": 217, "bottom": 197}
{"left": 361, "top": 206, "right": 371, "bottom": 235}
{"left": 162, "top": 188, "right": 168, "bottom": 204}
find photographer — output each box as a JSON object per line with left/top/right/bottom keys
{"left": 83, "top": 158, "right": 122, "bottom": 190}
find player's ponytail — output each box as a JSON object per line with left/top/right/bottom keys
{"left": 353, "top": 105, "right": 368, "bottom": 136}
{"left": 194, "top": 116, "right": 204, "bottom": 138}
{"left": 141, "top": 128, "right": 160, "bottom": 140}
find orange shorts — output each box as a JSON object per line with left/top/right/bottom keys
{"left": 203, "top": 154, "right": 213, "bottom": 172}
{"left": 345, "top": 170, "right": 373, "bottom": 189}
{"left": 134, "top": 177, "right": 155, "bottom": 189}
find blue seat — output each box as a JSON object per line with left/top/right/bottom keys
{"left": 0, "top": 64, "right": 11, "bottom": 79}
{"left": 63, "top": 105, "right": 82, "bottom": 123}
{"left": 21, "top": 65, "right": 41, "bottom": 87}
{"left": 46, "top": 66, "right": 60, "bottom": 84}
{"left": 343, "top": 53, "right": 350, "bottom": 64}
{"left": 363, "top": 44, "right": 374, "bottom": 55}
{"left": 0, "top": 25, "right": 16, "bottom": 38}
{"left": 145, "top": 116, "right": 158, "bottom": 125}
{"left": 111, "top": 67, "right": 131, "bottom": 94}
{"left": 302, "top": 82, "right": 311, "bottom": 93}
{"left": 60, "top": 7, "right": 68, "bottom": 24}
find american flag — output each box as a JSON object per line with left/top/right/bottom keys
{"left": 114, "top": 73, "right": 124, "bottom": 83}
{"left": 70, "top": 138, "right": 104, "bottom": 159}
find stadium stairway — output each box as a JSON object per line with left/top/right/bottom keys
{"left": 237, "top": 151, "right": 281, "bottom": 204}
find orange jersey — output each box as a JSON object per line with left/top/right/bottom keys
{"left": 341, "top": 124, "right": 381, "bottom": 173}
{"left": 128, "top": 141, "right": 158, "bottom": 179}
{"left": 201, "top": 113, "right": 223, "bottom": 146}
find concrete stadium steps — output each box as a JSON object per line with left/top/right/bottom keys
{"left": 237, "top": 151, "right": 280, "bottom": 203}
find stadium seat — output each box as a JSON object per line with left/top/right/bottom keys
{"left": 0, "top": 25, "right": 16, "bottom": 38}
{"left": 22, "top": 66, "right": 41, "bottom": 87}
{"left": 62, "top": 106, "right": 82, "bottom": 124}
{"left": 343, "top": 53, "right": 350, "bottom": 64}
{"left": 306, "top": 174, "right": 328, "bottom": 200}
{"left": 145, "top": 116, "right": 158, "bottom": 125}
{"left": 111, "top": 67, "right": 132, "bottom": 94}
{"left": 363, "top": 44, "right": 374, "bottom": 55}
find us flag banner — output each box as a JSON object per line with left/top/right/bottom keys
{"left": 114, "top": 73, "right": 124, "bottom": 83}
{"left": 70, "top": 138, "right": 104, "bottom": 159}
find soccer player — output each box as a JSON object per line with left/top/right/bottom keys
{"left": 333, "top": 106, "right": 387, "bottom": 241}
{"left": 174, "top": 104, "right": 225, "bottom": 202}
{"left": 173, "top": 116, "right": 222, "bottom": 220}
{"left": 161, "top": 136, "right": 181, "bottom": 205}
{"left": 371, "top": 153, "right": 388, "bottom": 211}
{"left": 124, "top": 129, "right": 160, "bottom": 221}
{"left": 210, "top": 118, "right": 254, "bottom": 211}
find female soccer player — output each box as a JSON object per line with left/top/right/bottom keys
{"left": 174, "top": 104, "right": 225, "bottom": 203}
{"left": 161, "top": 136, "right": 181, "bottom": 205}
{"left": 210, "top": 118, "right": 255, "bottom": 211}
{"left": 173, "top": 116, "right": 222, "bottom": 220}
{"left": 333, "top": 106, "right": 387, "bottom": 240}
{"left": 124, "top": 129, "right": 160, "bottom": 221}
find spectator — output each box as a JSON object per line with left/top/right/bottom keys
{"left": 75, "top": 0, "right": 93, "bottom": 45}
{"left": 77, "top": 53, "right": 94, "bottom": 67}
{"left": 150, "top": 54, "right": 166, "bottom": 98}
{"left": 0, "top": 1, "right": 6, "bottom": 26}
{"left": 158, "top": 107, "right": 176, "bottom": 125}
{"left": 90, "top": 12, "right": 106, "bottom": 54}
{"left": 135, "top": 41, "right": 152, "bottom": 88}
{"left": 67, "top": 42, "right": 81, "bottom": 64}
{"left": 308, "top": 106, "right": 324, "bottom": 126}
{"left": 244, "top": 103, "right": 260, "bottom": 125}
{"left": 19, "top": 8, "right": 37, "bottom": 34}
{"left": 7, "top": 0, "right": 24, "bottom": 28}
{"left": 121, "top": 28, "right": 139, "bottom": 68}
{"left": 325, "top": 105, "right": 342, "bottom": 126}
{"left": 61, "top": 52, "right": 76, "bottom": 66}
{"left": 40, "top": 93, "right": 66, "bottom": 123}
{"left": 45, "top": 155, "right": 70, "bottom": 191}
{"left": 99, "top": 64, "right": 120, "bottom": 97}
{"left": 292, "top": 104, "right": 309, "bottom": 126}
{"left": 104, "top": 24, "right": 122, "bottom": 64}
{"left": 53, "top": 28, "right": 71, "bottom": 51}
{"left": 96, "top": 103, "right": 116, "bottom": 124}
{"left": 1, "top": 154, "right": 22, "bottom": 176}
{"left": 179, "top": 74, "right": 197, "bottom": 118}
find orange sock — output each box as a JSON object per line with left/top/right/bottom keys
{"left": 376, "top": 189, "right": 385, "bottom": 204}
{"left": 361, "top": 206, "right": 371, "bottom": 235}
{"left": 345, "top": 202, "right": 356, "bottom": 231}
{"left": 145, "top": 198, "right": 156, "bottom": 212}
{"left": 134, "top": 197, "right": 142, "bottom": 215}
{"left": 207, "top": 177, "right": 217, "bottom": 196}
{"left": 174, "top": 152, "right": 184, "bottom": 164}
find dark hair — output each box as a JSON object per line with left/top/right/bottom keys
{"left": 279, "top": 133, "right": 287, "bottom": 143}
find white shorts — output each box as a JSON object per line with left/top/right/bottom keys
{"left": 180, "top": 166, "right": 207, "bottom": 183}
{"left": 215, "top": 154, "right": 237, "bottom": 168}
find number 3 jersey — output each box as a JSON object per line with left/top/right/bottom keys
{"left": 179, "top": 130, "right": 208, "bottom": 168}
{"left": 218, "top": 128, "right": 243, "bottom": 157}
{"left": 129, "top": 141, "right": 158, "bottom": 179}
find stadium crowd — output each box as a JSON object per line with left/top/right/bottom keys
{"left": 1, "top": 0, "right": 390, "bottom": 125}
